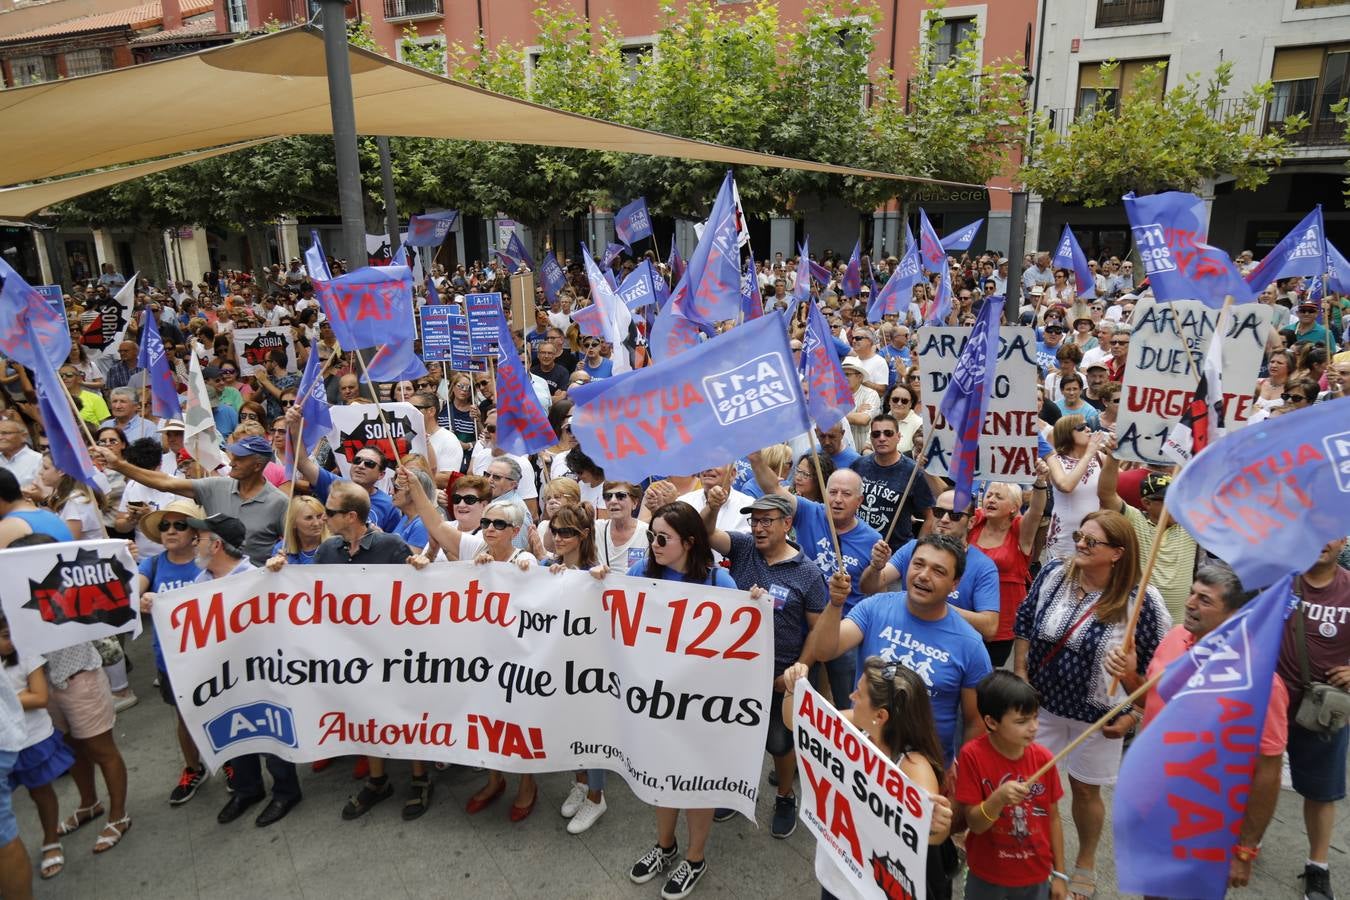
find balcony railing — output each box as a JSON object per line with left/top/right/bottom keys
{"left": 1040, "top": 97, "right": 1347, "bottom": 148}
{"left": 383, "top": 0, "right": 441, "bottom": 20}
{"left": 1095, "top": 0, "right": 1165, "bottom": 27}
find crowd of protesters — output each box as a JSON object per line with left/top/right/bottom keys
{"left": 0, "top": 236, "right": 1347, "bottom": 900}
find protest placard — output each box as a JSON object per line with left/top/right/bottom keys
{"left": 0, "top": 540, "right": 141, "bottom": 656}
{"left": 918, "top": 327, "right": 1038, "bottom": 483}
{"left": 418, "top": 305, "right": 454, "bottom": 363}
{"left": 326, "top": 402, "right": 427, "bottom": 487}
{"left": 153, "top": 562, "right": 773, "bottom": 817}
{"left": 793, "top": 680, "right": 933, "bottom": 900}
{"left": 447, "top": 312, "right": 486, "bottom": 373}
{"left": 231, "top": 327, "right": 297, "bottom": 376}
{"left": 1115, "top": 299, "right": 1269, "bottom": 466}
{"left": 467, "top": 292, "right": 503, "bottom": 357}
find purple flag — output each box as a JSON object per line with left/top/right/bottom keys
{"left": 648, "top": 274, "right": 711, "bottom": 362}
{"left": 496, "top": 231, "right": 534, "bottom": 275}
{"left": 937, "top": 295, "right": 1005, "bottom": 510}
{"left": 1114, "top": 575, "right": 1296, "bottom": 899}
{"left": 1245, "top": 206, "right": 1328, "bottom": 292}
{"left": 840, "top": 240, "right": 862, "bottom": 298}
{"left": 741, "top": 255, "right": 764, "bottom": 321}
{"left": 1052, "top": 224, "right": 1097, "bottom": 300}
{"left": 941, "top": 218, "right": 984, "bottom": 253}
{"left": 614, "top": 198, "right": 654, "bottom": 248}
{"left": 405, "top": 211, "right": 459, "bottom": 247}
{"left": 683, "top": 170, "right": 744, "bottom": 326}
{"left": 808, "top": 257, "right": 832, "bottom": 288}
{"left": 799, "top": 299, "right": 852, "bottom": 429}
{"left": 570, "top": 312, "right": 808, "bottom": 483}
{"left": 794, "top": 240, "right": 815, "bottom": 304}
{"left": 1164, "top": 399, "right": 1350, "bottom": 588}
{"left": 925, "top": 262, "right": 953, "bottom": 326}
{"left": 0, "top": 257, "right": 70, "bottom": 370}
{"left": 918, "top": 208, "right": 946, "bottom": 274}
{"left": 312, "top": 235, "right": 425, "bottom": 383}
{"left": 539, "top": 251, "right": 567, "bottom": 304}
{"left": 869, "top": 240, "right": 921, "bottom": 322}
{"left": 295, "top": 341, "right": 331, "bottom": 457}
{"left": 601, "top": 242, "right": 626, "bottom": 270}
{"left": 1123, "top": 191, "right": 1256, "bottom": 309}
{"left": 22, "top": 314, "right": 99, "bottom": 489}
{"left": 493, "top": 316, "right": 556, "bottom": 456}
{"left": 137, "top": 310, "right": 180, "bottom": 420}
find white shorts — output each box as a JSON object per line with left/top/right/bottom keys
{"left": 1035, "top": 709, "right": 1123, "bottom": 786}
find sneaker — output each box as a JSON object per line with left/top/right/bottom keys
{"left": 771, "top": 793, "right": 798, "bottom": 839}
{"left": 560, "top": 781, "right": 589, "bottom": 818}
{"left": 712, "top": 808, "right": 736, "bottom": 823}
{"left": 566, "top": 796, "right": 606, "bottom": 834}
{"left": 112, "top": 689, "right": 138, "bottom": 713}
{"left": 660, "top": 859, "right": 707, "bottom": 899}
{"left": 630, "top": 843, "right": 678, "bottom": 884}
{"left": 1302, "top": 864, "right": 1334, "bottom": 900}
{"left": 169, "top": 766, "right": 206, "bottom": 806}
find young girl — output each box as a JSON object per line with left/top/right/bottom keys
{"left": 1, "top": 615, "right": 75, "bottom": 880}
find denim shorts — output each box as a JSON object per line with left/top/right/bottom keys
{"left": 1287, "top": 718, "right": 1349, "bottom": 803}
{"left": 0, "top": 749, "right": 18, "bottom": 845}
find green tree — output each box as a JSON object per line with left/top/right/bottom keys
{"left": 1021, "top": 62, "right": 1306, "bottom": 206}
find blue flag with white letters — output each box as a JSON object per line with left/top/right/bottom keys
{"left": 799, "top": 299, "right": 852, "bottom": 430}
{"left": 1052, "top": 224, "right": 1097, "bottom": 300}
{"left": 869, "top": 240, "right": 921, "bottom": 322}
{"left": 570, "top": 313, "right": 809, "bottom": 483}
{"left": 1165, "top": 400, "right": 1350, "bottom": 588}
{"left": 1114, "top": 574, "right": 1295, "bottom": 900}
{"left": 741, "top": 255, "right": 764, "bottom": 321}
{"left": 539, "top": 251, "right": 567, "bottom": 304}
{"left": 1123, "top": 191, "right": 1255, "bottom": 309}
{"left": 0, "top": 257, "right": 70, "bottom": 370}
{"left": 1245, "top": 206, "right": 1328, "bottom": 292}
{"left": 925, "top": 262, "right": 954, "bottom": 326}
{"left": 941, "top": 218, "right": 984, "bottom": 253}
{"left": 938, "top": 295, "right": 1005, "bottom": 511}
{"left": 137, "top": 310, "right": 180, "bottom": 420}
{"left": 615, "top": 198, "right": 654, "bottom": 248}
{"left": 618, "top": 260, "right": 661, "bottom": 312}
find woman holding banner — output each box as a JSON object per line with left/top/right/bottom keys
{"left": 780, "top": 655, "right": 953, "bottom": 900}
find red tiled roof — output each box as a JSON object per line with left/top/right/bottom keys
{"left": 0, "top": 0, "right": 215, "bottom": 44}
{"left": 127, "top": 13, "right": 220, "bottom": 45}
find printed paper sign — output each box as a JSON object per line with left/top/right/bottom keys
{"left": 0, "top": 540, "right": 142, "bottom": 656}
{"left": 153, "top": 563, "right": 773, "bottom": 817}
{"left": 1116, "top": 300, "right": 1269, "bottom": 465}
{"left": 231, "top": 327, "right": 297, "bottom": 376}
{"left": 448, "top": 312, "right": 486, "bottom": 373}
{"left": 419, "top": 305, "right": 454, "bottom": 363}
{"left": 326, "top": 402, "right": 428, "bottom": 489}
{"left": 794, "top": 680, "right": 933, "bottom": 900}
{"left": 919, "top": 327, "right": 1038, "bottom": 483}
{"left": 466, "top": 292, "right": 504, "bottom": 357}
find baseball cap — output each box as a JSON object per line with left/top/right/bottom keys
{"left": 201, "top": 365, "right": 224, "bottom": 379}
{"left": 1298, "top": 301, "right": 1319, "bottom": 311}
{"left": 157, "top": 418, "right": 185, "bottom": 433}
{"left": 140, "top": 499, "right": 207, "bottom": 543}
{"left": 185, "top": 513, "right": 247, "bottom": 551}
{"left": 740, "top": 494, "right": 794, "bottom": 517}
{"left": 224, "top": 435, "right": 274, "bottom": 460}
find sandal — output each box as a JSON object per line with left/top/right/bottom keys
{"left": 1069, "top": 866, "right": 1096, "bottom": 900}
{"left": 40, "top": 842, "right": 64, "bottom": 879}
{"left": 401, "top": 776, "right": 434, "bottom": 821}
{"left": 341, "top": 778, "right": 393, "bottom": 820}
{"left": 93, "top": 816, "right": 131, "bottom": 854}
{"left": 57, "top": 801, "right": 104, "bottom": 836}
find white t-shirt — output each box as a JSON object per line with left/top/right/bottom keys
{"left": 677, "top": 487, "right": 753, "bottom": 535}
{"left": 856, "top": 353, "right": 890, "bottom": 389}
{"left": 4, "top": 656, "right": 53, "bottom": 749}
{"left": 426, "top": 428, "right": 464, "bottom": 477}
{"left": 60, "top": 496, "right": 102, "bottom": 541}
{"left": 596, "top": 518, "right": 649, "bottom": 571}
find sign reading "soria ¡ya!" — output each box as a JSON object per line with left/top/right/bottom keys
{"left": 153, "top": 562, "right": 773, "bottom": 817}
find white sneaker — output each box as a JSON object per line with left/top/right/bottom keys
{"left": 560, "top": 781, "right": 589, "bottom": 818}
{"left": 566, "top": 796, "right": 607, "bottom": 834}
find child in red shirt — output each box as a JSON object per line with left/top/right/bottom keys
{"left": 956, "top": 671, "right": 1067, "bottom": 900}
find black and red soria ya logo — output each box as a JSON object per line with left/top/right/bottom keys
{"left": 869, "top": 852, "right": 916, "bottom": 900}
{"left": 24, "top": 547, "right": 135, "bottom": 627}
{"left": 241, "top": 331, "right": 287, "bottom": 367}
{"left": 80, "top": 300, "right": 128, "bottom": 352}
{"left": 338, "top": 411, "right": 415, "bottom": 469}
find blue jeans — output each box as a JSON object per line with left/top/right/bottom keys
{"left": 0, "top": 749, "right": 17, "bottom": 845}
{"left": 583, "top": 769, "right": 607, "bottom": 793}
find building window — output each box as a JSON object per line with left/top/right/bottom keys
{"left": 620, "top": 42, "right": 652, "bottom": 86}
{"left": 1269, "top": 44, "right": 1350, "bottom": 143}
{"left": 384, "top": 0, "right": 442, "bottom": 21}
{"left": 1076, "top": 57, "right": 1167, "bottom": 117}
{"left": 63, "top": 48, "right": 113, "bottom": 77}
{"left": 226, "top": 0, "right": 249, "bottom": 33}
{"left": 397, "top": 34, "right": 445, "bottom": 74}
{"left": 929, "top": 16, "right": 976, "bottom": 72}
{"left": 1095, "top": 0, "right": 1165, "bottom": 28}
{"left": 7, "top": 54, "right": 58, "bottom": 86}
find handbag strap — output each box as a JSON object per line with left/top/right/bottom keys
{"left": 1293, "top": 575, "right": 1314, "bottom": 690}
{"left": 1036, "top": 597, "right": 1100, "bottom": 674}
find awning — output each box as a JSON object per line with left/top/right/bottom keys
{"left": 0, "top": 139, "right": 277, "bottom": 219}
{"left": 0, "top": 25, "right": 985, "bottom": 194}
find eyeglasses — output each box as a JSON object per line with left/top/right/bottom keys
{"left": 239, "top": 412, "right": 260, "bottom": 421}
{"left": 933, "top": 508, "right": 968, "bottom": 521}
{"left": 96, "top": 438, "right": 123, "bottom": 446}
{"left": 646, "top": 532, "right": 672, "bottom": 547}
{"left": 481, "top": 518, "right": 515, "bottom": 531}
{"left": 552, "top": 527, "right": 582, "bottom": 540}
{"left": 1109, "top": 339, "right": 1129, "bottom": 346}
{"left": 870, "top": 429, "right": 896, "bottom": 438}
{"left": 450, "top": 494, "right": 483, "bottom": 505}
{"left": 324, "top": 507, "right": 351, "bottom": 517}
{"left": 1072, "top": 530, "right": 1118, "bottom": 551}
{"left": 749, "top": 515, "right": 785, "bottom": 529}
{"left": 487, "top": 471, "right": 515, "bottom": 482}
{"left": 160, "top": 520, "right": 192, "bottom": 533}
{"left": 270, "top": 428, "right": 287, "bottom": 435}
{"left": 602, "top": 491, "right": 629, "bottom": 501}
{"left": 353, "top": 458, "right": 382, "bottom": 470}
{"left": 1283, "top": 393, "right": 1309, "bottom": 403}
{"left": 1045, "top": 327, "right": 1065, "bottom": 334}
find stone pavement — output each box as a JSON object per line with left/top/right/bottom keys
{"left": 12, "top": 634, "right": 1350, "bottom": 899}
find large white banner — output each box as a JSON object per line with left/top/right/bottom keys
{"left": 1116, "top": 300, "right": 1270, "bottom": 465}
{"left": 0, "top": 540, "right": 141, "bottom": 656}
{"left": 326, "top": 402, "right": 427, "bottom": 490}
{"left": 918, "top": 326, "right": 1038, "bottom": 484}
{"left": 793, "top": 680, "right": 933, "bottom": 900}
{"left": 153, "top": 562, "right": 773, "bottom": 816}
{"left": 231, "top": 327, "right": 297, "bottom": 376}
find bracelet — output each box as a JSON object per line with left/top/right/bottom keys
{"left": 1050, "top": 871, "right": 1070, "bottom": 883}
{"left": 1232, "top": 844, "right": 1259, "bottom": 862}
{"left": 979, "top": 799, "right": 996, "bottom": 821}
{"left": 1033, "top": 483, "right": 1047, "bottom": 490}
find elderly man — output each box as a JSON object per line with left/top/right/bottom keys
{"left": 104, "top": 341, "right": 142, "bottom": 392}
{"left": 0, "top": 420, "right": 41, "bottom": 489}
{"left": 848, "top": 327, "right": 890, "bottom": 397}
{"left": 1080, "top": 321, "right": 1116, "bottom": 371}
{"left": 468, "top": 410, "right": 539, "bottom": 518}
{"left": 1021, "top": 252, "right": 1054, "bottom": 294}
{"left": 101, "top": 387, "right": 159, "bottom": 443}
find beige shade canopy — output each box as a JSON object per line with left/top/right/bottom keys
{"left": 0, "top": 25, "right": 984, "bottom": 209}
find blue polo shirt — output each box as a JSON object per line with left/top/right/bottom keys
{"left": 311, "top": 467, "right": 400, "bottom": 533}
{"left": 793, "top": 497, "right": 881, "bottom": 613}
{"left": 726, "top": 531, "right": 828, "bottom": 676}
{"left": 886, "top": 540, "right": 1000, "bottom": 618}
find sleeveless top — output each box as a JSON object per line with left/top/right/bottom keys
{"left": 5, "top": 509, "right": 74, "bottom": 542}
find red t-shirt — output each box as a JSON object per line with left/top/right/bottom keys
{"left": 969, "top": 509, "right": 1032, "bottom": 642}
{"left": 955, "top": 735, "right": 1063, "bottom": 887}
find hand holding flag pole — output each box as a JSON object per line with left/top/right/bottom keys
{"left": 883, "top": 432, "right": 939, "bottom": 547}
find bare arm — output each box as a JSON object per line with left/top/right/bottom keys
{"left": 1096, "top": 441, "right": 1125, "bottom": 513}
{"left": 1045, "top": 453, "right": 1079, "bottom": 493}
{"left": 952, "top": 607, "right": 998, "bottom": 641}
{"left": 803, "top": 585, "right": 864, "bottom": 664}
{"left": 748, "top": 450, "right": 795, "bottom": 504}
{"left": 285, "top": 406, "right": 320, "bottom": 485}
{"left": 960, "top": 687, "right": 984, "bottom": 751}
{"left": 93, "top": 446, "right": 195, "bottom": 498}
{"left": 1019, "top": 461, "right": 1050, "bottom": 556}
{"left": 700, "top": 485, "right": 732, "bottom": 557}
{"left": 1013, "top": 637, "right": 1030, "bottom": 680}
{"left": 400, "top": 467, "right": 465, "bottom": 558}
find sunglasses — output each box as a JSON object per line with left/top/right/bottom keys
{"left": 933, "top": 508, "right": 969, "bottom": 521}
{"left": 1072, "top": 530, "right": 1118, "bottom": 551}
{"left": 475, "top": 380, "right": 490, "bottom": 388}
{"left": 160, "top": 520, "right": 192, "bottom": 533}
{"left": 1282, "top": 393, "right": 1309, "bottom": 403}
{"left": 451, "top": 494, "right": 484, "bottom": 505}
{"left": 602, "top": 491, "right": 630, "bottom": 501}
{"left": 482, "top": 518, "right": 516, "bottom": 531}
{"left": 353, "top": 458, "right": 382, "bottom": 469}
{"left": 646, "top": 531, "right": 672, "bottom": 547}
{"left": 889, "top": 396, "right": 912, "bottom": 405}
{"left": 870, "top": 429, "right": 896, "bottom": 438}
{"left": 552, "top": 527, "right": 583, "bottom": 540}
{"left": 1109, "top": 339, "right": 1130, "bottom": 346}
{"left": 1074, "top": 424, "right": 1091, "bottom": 433}
{"left": 324, "top": 507, "right": 351, "bottom": 517}
{"left": 1045, "top": 327, "right": 1065, "bottom": 334}
{"left": 221, "top": 369, "right": 236, "bottom": 375}
{"left": 484, "top": 424, "right": 498, "bottom": 434}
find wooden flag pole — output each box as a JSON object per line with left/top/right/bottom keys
{"left": 353, "top": 350, "right": 409, "bottom": 469}
{"left": 810, "top": 447, "right": 843, "bottom": 563}
{"left": 1028, "top": 668, "right": 1165, "bottom": 783}
{"left": 883, "top": 433, "right": 936, "bottom": 546}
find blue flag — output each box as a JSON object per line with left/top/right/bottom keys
{"left": 647, "top": 272, "right": 712, "bottom": 363}
{"left": 0, "top": 256, "right": 71, "bottom": 370}
{"left": 570, "top": 312, "right": 808, "bottom": 483}
{"left": 405, "top": 211, "right": 459, "bottom": 247}
{"left": 1052, "top": 224, "right": 1097, "bottom": 300}
{"left": 295, "top": 342, "right": 331, "bottom": 457}
{"left": 601, "top": 242, "right": 626, "bottom": 270}
{"left": 618, "top": 260, "right": 660, "bottom": 312}
{"left": 869, "top": 240, "right": 922, "bottom": 322}
{"left": 425, "top": 275, "right": 440, "bottom": 305}
{"left": 669, "top": 237, "right": 686, "bottom": 284}
{"left": 493, "top": 317, "right": 556, "bottom": 456}
{"left": 390, "top": 244, "right": 408, "bottom": 268}
{"left": 22, "top": 315, "right": 99, "bottom": 489}
{"left": 1245, "top": 206, "right": 1328, "bottom": 292}
{"left": 941, "top": 218, "right": 984, "bottom": 253}
{"left": 1114, "top": 575, "right": 1296, "bottom": 900}
{"left": 918, "top": 208, "right": 946, "bottom": 274}
{"left": 1165, "top": 400, "right": 1350, "bottom": 588}
{"left": 799, "top": 299, "right": 852, "bottom": 430}
{"left": 1327, "top": 241, "right": 1350, "bottom": 296}
{"left": 137, "top": 310, "right": 180, "bottom": 420}
{"left": 614, "top": 198, "right": 654, "bottom": 248}
{"left": 741, "top": 255, "right": 764, "bottom": 321}
{"left": 938, "top": 295, "right": 1005, "bottom": 511}
{"left": 679, "top": 170, "right": 745, "bottom": 328}
{"left": 306, "top": 230, "right": 331, "bottom": 281}
{"left": 807, "top": 257, "right": 832, "bottom": 288}
{"left": 497, "top": 231, "right": 535, "bottom": 275}
{"left": 841, "top": 240, "right": 862, "bottom": 298}
{"left": 1123, "top": 191, "right": 1255, "bottom": 309}
{"left": 926, "top": 262, "right": 954, "bottom": 326}
{"left": 793, "top": 239, "right": 815, "bottom": 305}
{"left": 539, "top": 251, "right": 567, "bottom": 304}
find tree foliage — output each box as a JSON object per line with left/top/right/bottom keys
{"left": 1021, "top": 62, "right": 1306, "bottom": 207}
